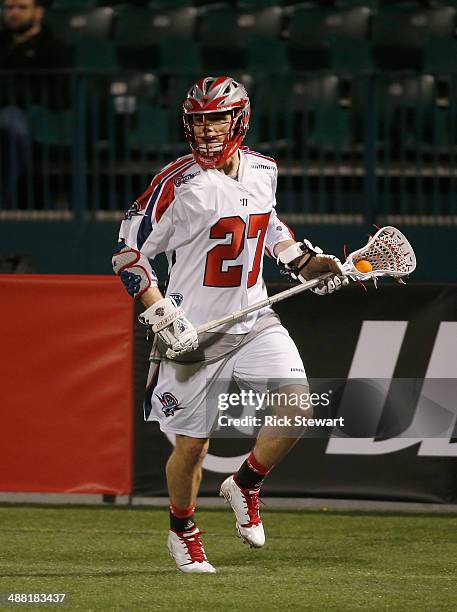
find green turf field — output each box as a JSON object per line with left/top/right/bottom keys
{"left": 1, "top": 504, "right": 457, "bottom": 611}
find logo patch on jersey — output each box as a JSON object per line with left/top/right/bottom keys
{"left": 169, "top": 293, "right": 183, "bottom": 306}
{"left": 173, "top": 170, "right": 200, "bottom": 187}
{"left": 124, "top": 201, "right": 146, "bottom": 221}
{"left": 155, "top": 307, "right": 165, "bottom": 316}
{"left": 156, "top": 392, "right": 182, "bottom": 417}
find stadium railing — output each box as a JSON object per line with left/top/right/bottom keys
{"left": 1, "top": 69, "right": 456, "bottom": 225}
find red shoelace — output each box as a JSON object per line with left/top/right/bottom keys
{"left": 178, "top": 529, "right": 207, "bottom": 564}
{"left": 240, "top": 488, "right": 261, "bottom": 527}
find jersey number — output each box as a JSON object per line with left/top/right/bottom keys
{"left": 204, "top": 213, "right": 270, "bottom": 288}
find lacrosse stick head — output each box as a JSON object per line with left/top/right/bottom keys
{"left": 342, "top": 226, "right": 416, "bottom": 281}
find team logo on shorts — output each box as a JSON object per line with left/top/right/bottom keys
{"left": 156, "top": 392, "right": 182, "bottom": 417}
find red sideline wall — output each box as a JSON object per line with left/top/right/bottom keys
{"left": 0, "top": 275, "right": 133, "bottom": 495}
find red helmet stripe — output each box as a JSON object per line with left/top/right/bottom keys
{"left": 210, "top": 76, "right": 230, "bottom": 91}
{"left": 202, "top": 96, "right": 226, "bottom": 110}
{"left": 196, "top": 78, "right": 206, "bottom": 92}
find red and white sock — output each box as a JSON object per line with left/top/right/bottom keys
{"left": 234, "top": 452, "right": 272, "bottom": 490}
{"left": 169, "top": 503, "right": 196, "bottom": 533}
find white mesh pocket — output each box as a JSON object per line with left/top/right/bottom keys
{"left": 343, "top": 226, "right": 416, "bottom": 279}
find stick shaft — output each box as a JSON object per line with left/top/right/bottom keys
{"left": 196, "top": 273, "right": 332, "bottom": 334}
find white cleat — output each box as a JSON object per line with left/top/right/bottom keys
{"left": 220, "top": 475, "right": 265, "bottom": 548}
{"left": 167, "top": 527, "right": 216, "bottom": 573}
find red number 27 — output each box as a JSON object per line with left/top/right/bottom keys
{"left": 204, "top": 213, "right": 270, "bottom": 288}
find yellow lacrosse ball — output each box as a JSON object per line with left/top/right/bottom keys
{"left": 355, "top": 259, "right": 373, "bottom": 273}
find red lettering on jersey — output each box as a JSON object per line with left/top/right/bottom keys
{"left": 204, "top": 216, "right": 245, "bottom": 287}
{"left": 204, "top": 213, "right": 271, "bottom": 289}
{"left": 247, "top": 213, "right": 270, "bottom": 288}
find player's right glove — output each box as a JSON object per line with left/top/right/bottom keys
{"left": 139, "top": 296, "right": 199, "bottom": 359}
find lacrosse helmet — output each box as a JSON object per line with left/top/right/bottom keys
{"left": 183, "top": 76, "right": 251, "bottom": 169}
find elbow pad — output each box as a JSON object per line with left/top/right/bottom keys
{"left": 112, "top": 241, "right": 157, "bottom": 299}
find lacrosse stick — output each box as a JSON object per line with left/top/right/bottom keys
{"left": 196, "top": 226, "right": 416, "bottom": 334}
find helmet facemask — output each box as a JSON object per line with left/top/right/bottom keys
{"left": 182, "top": 76, "right": 250, "bottom": 169}
{"left": 183, "top": 108, "right": 249, "bottom": 169}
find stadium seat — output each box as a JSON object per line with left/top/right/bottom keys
{"left": 53, "top": 0, "right": 96, "bottom": 8}
{"left": 286, "top": 6, "right": 371, "bottom": 71}
{"left": 295, "top": 75, "right": 351, "bottom": 153}
{"left": 330, "top": 37, "right": 373, "bottom": 74}
{"left": 75, "top": 38, "right": 118, "bottom": 72}
{"left": 127, "top": 105, "right": 170, "bottom": 150}
{"left": 110, "top": 73, "right": 160, "bottom": 113}
{"left": 198, "top": 6, "right": 246, "bottom": 70}
{"left": 308, "top": 104, "right": 351, "bottom": 152}
{"left": 376, "top": 74, "right": 437, "bottom": 153}
{"left": 254, "top": 74, "right": 351, "bottom": 153}
{"left": 253, "top": 75, "right": 292, "bottom": 117}
{"left": 338, "top": 0, "right": 376, "bottom": 6}
{"left": 246, "top": 38, "right": 288, "bottom": 74}
{"left": 378, "top": 75, "right": 436, "bottom": 115}
{"left": 115, "top": 6, "right": 196, "bottom": 69}
{"left": 237, "top": 6, "right": 284, "bottom": 39}
{"left": 193, "top": 0, "right": 230, "bottom": 6}
{"left": 430, "top": 76, "right": 457, "bottom": 153}
{"left": 372, "top": 5, "right": 456, "bottom": 70}
{"left": 197, "top": 5, "right": 282, "bottom": 70}
{"left": 115, "top": 6, "right": 197, "bottom": 43}
{"left": 159, "top": 38, "right": 202, "bottom": 74}
{"left": 424, "top": 37, "right": 457, "bottom": 73}
{"left": 44, "top": 8, "right": 114, "bottom": 45}
{"left": 96, "top": 0, "right": 126, "bottom": 5}
{"left": 239, "top": 0, "right": 279, "bottom": 8}
{"left": 168, "top": 75, "right": 199, "bottom": 110}
{"left": 27, "top": 106, "right": 74, "bottom": 147}
{"left": 148, "top": 0, "right": 193, "bottom": 7}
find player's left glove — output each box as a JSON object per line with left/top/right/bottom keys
{"left": 277, "top": 240, "right": 349, "bottom": 296}
{"left": 139, "top": 296, "right": 199, "bottom": 359}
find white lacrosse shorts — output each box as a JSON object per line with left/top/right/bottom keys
{"left": 143, "top": 323, "right": 307, "bottom": 438}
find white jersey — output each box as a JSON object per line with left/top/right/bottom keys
{"left": 118, "top": 147, "right": 294, "bottom": 334}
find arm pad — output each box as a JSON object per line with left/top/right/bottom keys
{"left": 112, "top": 241, "right": 157, "bottom": 299}
{"left": 277, "top": 239, "right": 323, "bottom": 279}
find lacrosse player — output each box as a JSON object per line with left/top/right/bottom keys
{"left": 113, "top": 76, "right": 347, "bottom": 573}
